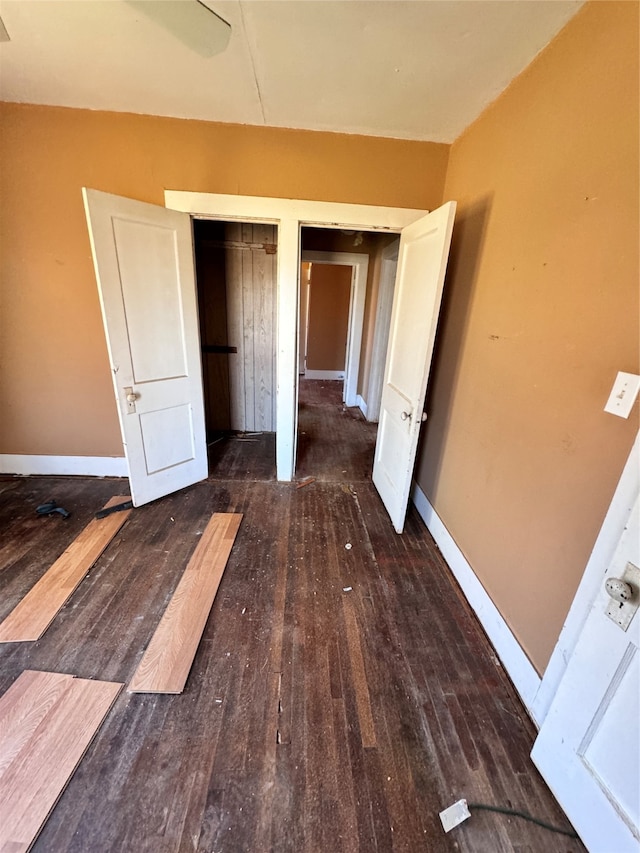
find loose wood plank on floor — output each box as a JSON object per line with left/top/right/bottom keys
{"left": 0, "top": 669, "right": 122, "bottom": 853}
{"left": 0, "top": 496, "right": 132, "bottom": 643}
{"left": 128, "top": 512, "right": 243, "bottom": 694}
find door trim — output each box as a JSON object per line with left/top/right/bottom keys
{"left": 301, "top": 250, "right": 369, "bottom": 407}
{"left": 165, "top": 191, "right": 427, "bottom": 481}
{"left": 366, "top": 239, "right": 399, "bottom": 422}
{"left": 0, "top": 454, "right": 128, "bottom": 478}
{"left": 532, "top": 432, "right": 640, "bottom": 725}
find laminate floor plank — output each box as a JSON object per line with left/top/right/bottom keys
{"left": 0, "top": 670, "right": 121, "bottom": 853}
{"left": 0, "top": 496, "right": 132, "bottom": 643}
{"left": 129, "top": 513, "right": 243, "bottom": 693}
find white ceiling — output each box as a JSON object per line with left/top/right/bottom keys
{"left": 0, "top": 0, "right": 584, "bottom": 144}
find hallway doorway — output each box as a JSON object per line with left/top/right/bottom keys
{"left": 206, "top": 379, "right": 377, "bottom": 484}
{"left": 297, "top": 228, "right": 395, "bottom": 480}
{"left": 295, "top": 380, "right": 378, "bottom": 482}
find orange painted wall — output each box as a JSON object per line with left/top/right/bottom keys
{"left": 306, "top": 264, "right": 352, "bottom": 371}
{"left": 415, "top": 1, "right": 639, "bottom": 671}
{"left": 0, "top": 106, "right": 448, "bottom": 456}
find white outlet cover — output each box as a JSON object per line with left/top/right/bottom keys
{"left": 604, "top": 372, "right": 640, "bottom": 419}
{"left": 439, "top": 799, "right": 471, "bottom": 832}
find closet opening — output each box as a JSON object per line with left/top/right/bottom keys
{"left": 193, "top": 219, "right": 277, "bottom": 475}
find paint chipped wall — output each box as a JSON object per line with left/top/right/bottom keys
{"left": 415, "top": 1, "right": 639, "bottom": 671}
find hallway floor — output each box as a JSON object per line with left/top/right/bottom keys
{"left": 0, "top": 381, "right": 583, "bottom": 852}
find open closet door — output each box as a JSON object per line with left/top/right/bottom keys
{"left": 372, "top": 201, "right": 456, "bottom": 533}
{"left": 83, "top": 188, "right": 207, "bottom": 507}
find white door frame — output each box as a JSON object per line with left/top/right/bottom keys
{"left": 366, "top": 239, "right": 399, "bottom": 422}
{"left": 298, "top": 262, "right": 311, "bottom": 376}
{"left": 300, "top": 250, "right": 369, "bottom": 406}
{"left": 165, "top": 192, "right": 427, "bottom": 481}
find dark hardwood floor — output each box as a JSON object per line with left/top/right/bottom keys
{"left": 0, "top": 381, "right": 583, "bottom": 852}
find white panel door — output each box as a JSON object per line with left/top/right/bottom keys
{"left": 83, "top": 188, "right": 207, "bottom": 507}
{"left": 532, "top": 489, "right": 640, "bottom": 851}
{"left": 372, "top": 202, "right": 456, "bottom": 533}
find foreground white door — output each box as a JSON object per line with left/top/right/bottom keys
{"left": 532, "top": 484, "right": 640, "bottom": 851}
{"left": 372, "top": 202, "right": 456, "bottom": 533}
{"left": 83, "top": 189, "right": 207, "bottom": 507}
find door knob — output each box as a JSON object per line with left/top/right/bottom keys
{"left": 605, "top": 577, "right": 634, "bottom": 604}
{"left": 604, "top": 562, "right": 640, "bottom": 631}
{"left": 124, "top": 386, "right": 139, "bottom": 414}
{"left": 401, "top": 411, "right": 411, "bottom": 421}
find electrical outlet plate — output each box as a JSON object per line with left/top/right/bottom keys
{"left": 604, "top": 372, "right": 640, "bottom": 418}
{"left": 439, "top": 799, "right": 471, "bottom": 832}
{"left": 606, "top": 562, "right": 640, "bottom": 631}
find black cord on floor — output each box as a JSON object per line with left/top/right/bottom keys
{"left": 467, "top": 803, "right": 579, "bottom": 839}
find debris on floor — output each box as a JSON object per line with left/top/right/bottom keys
{"left": 295, "top": 477, "right": 316, "bottom": 489}
{"left": 0, "top": 496, "right": 133, "bottom": 643}
{"left": 95, "top": 499, "right": 133, "bottom": 519}
{"left": 36, "top": 499, "right": 70, "bottom": 519}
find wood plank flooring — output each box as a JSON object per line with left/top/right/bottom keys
{"left": 208, "top": 432, "right": 276, "bottom": 481}
{"left": 0, "top": 670, "right": 122, "bottom": 852}
{"left": 0, "top": 496, "right": 131, "bottom": 642}
{"left": 0, "top": 382, "right": 584, "bottom": 852}
{"left": 296, "top": 380, "right": 378, "bottom": 481}
{"left": 129, "top": 512, "right": 242, "bottom": 693}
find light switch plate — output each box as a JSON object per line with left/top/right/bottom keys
{"left": 604, "top": 372, "right": 640, "bottom": 419}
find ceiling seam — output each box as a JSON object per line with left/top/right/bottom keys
{"left": 238, "top": 1, "right": 266, "bottom": 125}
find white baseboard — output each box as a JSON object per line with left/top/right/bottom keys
{"left": 0, "top": 454, "right": 128, "bottom": 478}
{"left": 411, "top": 482, "right": 542, "bottom": 725}
{"left": 304, "top": 370, "right": 345, "bottom": 381}
{"left": 356, "top": 395, "right": 368, "bottom": 417}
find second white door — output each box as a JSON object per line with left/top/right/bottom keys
{"left": 372, "top": 202, "right": 456, "bottom": 533}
